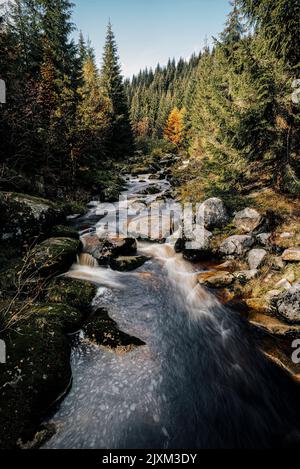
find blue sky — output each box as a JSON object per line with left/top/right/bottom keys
{"left": 72, "top": 0, "right": 231, "bottom": 78}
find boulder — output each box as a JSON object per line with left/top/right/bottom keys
{"left": 198, "top": 271, "right": 234, "bottom": 288}
{"left": 276, "top": 283, "right": 300, "bottom": 324}
{"left": 282, "top": 249, "right": 300, "bottom": 262}
{"left": 27, "top": 238, "right": 80, "bottom": 277}
{"left": 220, "top": 235, "right": 254, "bottom": 257}
{"left": 233, "top": 208, "right": 262, "bottom": 233}
{"left": 128, "top": 215, "right": 173, "bottom": 242}
{"left": 0, "top": 302, "right": 82, "bottom": 449}
{"left": 234, "top": 270, "right": 259, "bottom": 282}
{"left": 83, "top": 308, "right": 145, "bottom": 352}
{"left": 182, "top": 228, "right": 213, "bottom": 262}
{"left": 82, "top": 235, "right": 137, "bottom": 265}
{"left": 138, "top": 185, "right": 162, "bottom": 196}
{"left": 197, "top": 198, "right": 228, "bottom": 230}
{"left": 248, "top": 249, "right": 267, "bottom": 270}
{"left": 0, "top": 192, "right": 65, "bottom": 242}
{"left": 271, "top": 256, "right": 285, "bottom": 271}
{"left": 174, "top": 238, "right": 185, "bottom": 254}
{"left": 110, "top": 256, "right": 150, "bottom": 272}
{"left": 46, "top": 277, "right": 97, "bottom": 314}
{"left": 256, "top": 233, "right": 272, "bottom": 247}
{"left": 50, "top": 225, "right": 79, "bottom": 240}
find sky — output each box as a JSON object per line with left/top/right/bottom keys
{"left": 72, "top": 0, "right": 231, "bottom": 78}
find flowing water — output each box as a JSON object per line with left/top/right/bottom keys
{"left": 44, "top": 175, "right": 300, "bottom": 449}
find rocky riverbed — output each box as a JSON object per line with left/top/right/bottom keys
{"left": 0, "top": 153, "right": 300, "bottom": 448}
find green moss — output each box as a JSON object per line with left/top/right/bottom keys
{"left": 46, "top": 277, "right": 97, "bottom": 314}
{"left": 0, "top": 302, "right": 82, "bottom": 448}
{"left": 83, "top": 308, "right": 145, "bottom": 351}
{"left": 50, "top": 225, "right": 79, "bottom": 240}
{"left": 27, "top": 237, "right": 81, "bottom": 277}
{"left": 0, "top": 192, "right": 65, "bottom": 242}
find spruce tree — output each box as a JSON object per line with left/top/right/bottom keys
{"left": 100, "top": 21, "right": 133, "bottom": 159}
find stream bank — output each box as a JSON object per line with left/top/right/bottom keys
{"left": 1, "top": 156, "right": 300, "bottom": 449}
{"left": 42, "top": 172, "right": 300, "bottom": 449}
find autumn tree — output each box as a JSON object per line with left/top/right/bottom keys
{"left": 164, "top": 107, "right": 186, "bottom": 148}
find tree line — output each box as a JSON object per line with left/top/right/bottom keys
{"left": 127, "top": 0, "right": 300, "bottom": 198}
{"left": 0, "top": 0, "right": 133, "bottom": 198}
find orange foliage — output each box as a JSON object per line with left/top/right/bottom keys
{"left": 164, "top": 107, "right": 186, "bottom": 146}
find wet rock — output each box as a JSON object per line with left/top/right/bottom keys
{"left": 17, "top": 423, "right": 56, "bottom": 450}
{"left": 0, "top": 302, "right": 82, "bottom": 449}
{"left": 82, "top": 236, "right": 137, "bottom": 265}
{"left": 0, "top": 192, "right": 65, "bottom": 242}
{"left": 248, "top": 249, "right": 267, "bottom": 270}
{"left": 276, "top": 283, "right": 300, "bottom": 324}
{"left": 110, "top": 256, "right": 150, "bottom": 272}
{"left": 233, "top": 208, "right": 262, "bottom": 233}
{"left": 46, "top": 277, "right": 97, "bottom": 314}
{"left": 128, "top": 215, "right": 172, "bottom": 242}
{"left": 282, "top": 249, "right": 300, "bottom": 262}
{"left": 108, "top": 237, "right": 138, "bottom": 257}
{"left": 138, "top": 185, "right": 162, "bottom": 196}
{"left": 220, "top": 235, "right": 254, "bottom": 257}
{"left": 83, "top": 308, "right": 145, "bottom": 352}
{"left": 101, "top": 187, "right": 120, "bottom": 202}
{"left": 198, "top": 271, "right": 234, "bottom": 288}
{"left": 27, "top": 238, "right": 80, "bottom": 277}
{"left": 197, "top": 198, "right": 229, "bottom": 230}
{"left": 183, "top": 230, "right": 214, "bottom": 262}
{"left": 50, "top": 225, "right": 79, "bottom": 240}
{"left": 248, "top": 312, "right": 300, "bottom": 339}
{"left": 81, "top": 235, "right": 108, "bottom": 263}
{"left": 174, "top": 238, "right": 185, "bottom": 253}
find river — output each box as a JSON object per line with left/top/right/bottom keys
{"left": 44, "top": 175, "right": 300, "bottom": 449}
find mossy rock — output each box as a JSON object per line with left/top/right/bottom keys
{"left": 46, "top": 277, "right": 97, "bottom": 314}
{"left": 50, "top": 225, "right": 79, "bottom": 240}
{"left": 29, "top": 303, "right": 84, "bottom": 333}
{"left": 83, "top": 308, "right": 145, "bottom": 352}
{"left": 110, "top": 255, "right": 150, "bottom": 272}
{"left": 0, "top": 302, "right": 82, "bottom": 449}
{"left": 27, "top": 237, "right": 81, "bottom": 277}
{"left": 0, "top": 192, "right": 65, "bottom": 242}
{"left": 138, "top": 185, "right": 161, "bottom": 195}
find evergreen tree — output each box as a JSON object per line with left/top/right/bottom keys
{"left": 100, "top": 21, "right": 133, "bottom": 159}
{"left": 238, "top": 0, "right": 300, "bottom": 72}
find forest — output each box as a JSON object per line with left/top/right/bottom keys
{"left": 0, "top": 0, "right": 300, "bottom": 452}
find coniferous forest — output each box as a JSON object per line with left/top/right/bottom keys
{"left": 0, "top": 0, "right": 300, "bottom": 452}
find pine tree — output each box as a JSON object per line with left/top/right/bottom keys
{"left": 100, "top": 21, "right": 133, "bottom": 159}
